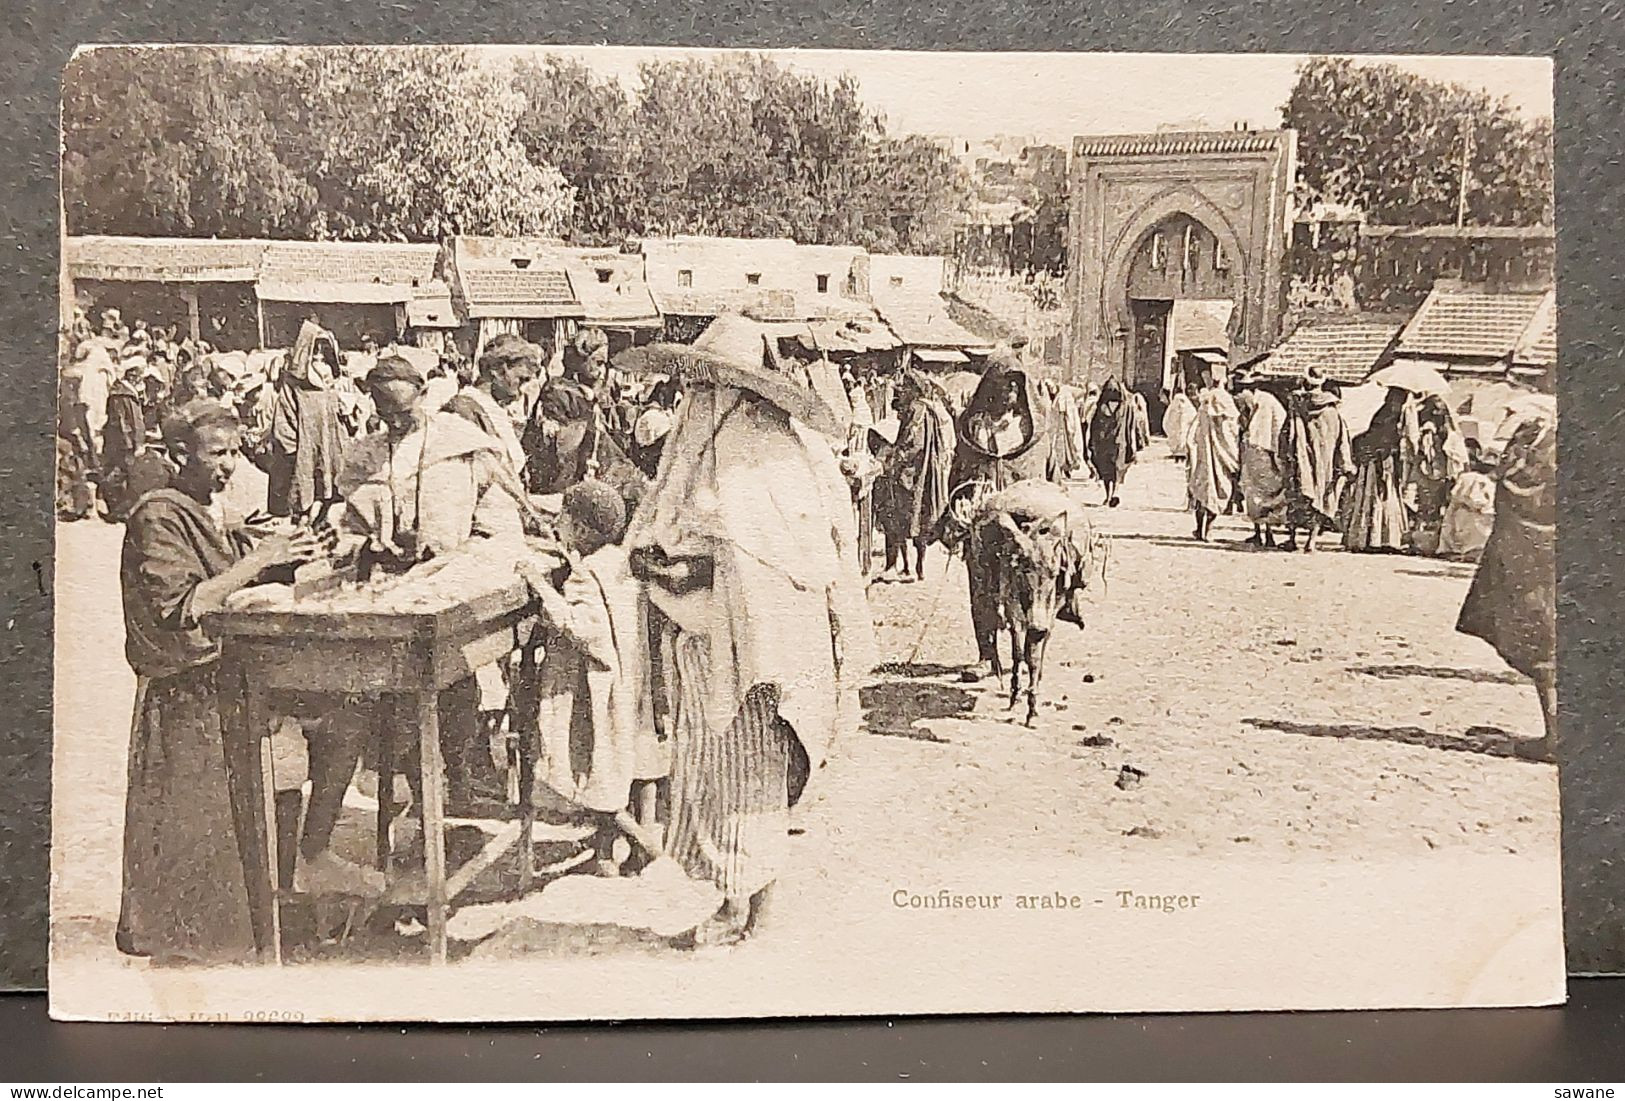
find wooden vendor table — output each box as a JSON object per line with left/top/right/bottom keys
{"left": 207, "top": 573, "right": 536, "bottom": 965}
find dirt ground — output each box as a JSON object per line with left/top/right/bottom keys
{"left": 49, "top": 444, "right": 1563, "bottom": 1014}
{"left": 832, "top": 442, "right": 1556, "bottom": 866}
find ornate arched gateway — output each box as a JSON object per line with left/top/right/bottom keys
{"left": 1064, "top": 130, "right": 1296, "bottom": 410}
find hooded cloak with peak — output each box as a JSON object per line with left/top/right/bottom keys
{"left": 263, "top": 320, "right": 345, "bottom": 518}
{"left": 1086, "top": 377, "right": 1143, "bottom": 485}
{"left": 1457, "top": 414, "right": 1555, "bottom": 680}
{"left": 950, "top": 356, "right": 1053, "bottom": 494}
{"left": 1187, "top": 386, "right": 1242, "bottom": 514}
{"left": 880, "top": 371, "right": 957, "bottom": 541}
{"left": 624, "top": 384, "right": 875, "bottom": 777}
{"left": 1239, "top": 387, "right": 1289, "bottom": 524}
{"left": 1280, "top": 387, "right": 1354, "bottom": 528}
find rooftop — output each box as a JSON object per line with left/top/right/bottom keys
{"left": 874, "top": 285, "right": 996, "bottom": 351}
{"left": 257, "top": 241, "right": 440, "bottom": 303}
{"left": 639, "top": 235, "right": 869, "bottom": 321}
{"left": 1397, "top": 285, "right": 1551, "bottom": 361}
{"left": 562, "top": 247, "right": 662, "bottom": 327}
{"left": 451, "top": 237, "right": 659, "bottom": 324}
{"left": 458, "top": 268, "right": 578, "bottom": 318}
{"left": 1511, "top": 290, "right": 1557, "bottom": 367}
{"left": 406, "top": 280, "right": 458, "bottom": 329}
{"left": 1258, "top": 314, "right": 1407, "bottom": 383}
{"left": 67, "top": 235, "right": 268, "bottom": 281}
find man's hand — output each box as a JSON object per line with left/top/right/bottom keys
{"left": 248, "top": 529, "right": 322, "bottom": 571}
{"left": 233, "top": 511, "right": 297, "bottom": 550}
{"left": 237, "top": 509, "right": 281, "bottom": 536}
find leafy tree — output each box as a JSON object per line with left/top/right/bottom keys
{"left": 512, "top": 56, "right": 644, "bottom": 244}
{"left": 625, "top": 53, "right": 967, "bottom": 251}
{"left": 62, "top": 46, "right": 967, "bottom": 254}
{"left": 631, "top": 54, "right": 779, "bottom": 238}
{"left": 859, "top": 133, "right": 972, "bottom": 254}
{"left": 62, "top": 47, "right": 317, "bottom": 237}
{"left": 1283, "top": 56, "right": 1553, "bottom": 226}
{"left": 263, "top": 47, "right": 574, "bottom": 240}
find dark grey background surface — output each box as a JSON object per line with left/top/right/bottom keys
{"left": 7, "top": 983, "right": 1625, "bottom": 1080}
{"left": 2, "top": 0, "right": 1622, "bottom": 1073}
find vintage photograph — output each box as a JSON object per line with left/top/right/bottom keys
{"left": 51, "top": 46, "right": 1561, "bottom": 1020}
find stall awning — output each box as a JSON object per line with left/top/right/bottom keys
{"left": 912, "top": 347, "right": 970, "bottom": 365}
{"left": 1164, "top": 299, "right": 1234, "bottom": 390}
{"left": 459, "top": 267, "right": 582, "bottom": 319}
{"left": 257, "top": 241, "right": 440, "bottom": 305}
{"left": 67, "top": 236, "right": 268, "bottom": 283}
{"left": 407, "top": 296, "right": 459, "bottom": 328}
{"left": 256, "top": 281, "right": 415, "bottom": 304}
{"left": 806, "top": 316, "right": 902, "bottom": 354}
{"left": 1256, "top": 314, "right": 1405, "bottom": 383}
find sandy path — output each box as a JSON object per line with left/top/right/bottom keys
{"left": 49, "top": 446, "right": 1564, "bottom": 1017}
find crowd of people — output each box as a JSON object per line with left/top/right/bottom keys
{"left": 836, "top": 350, "right": 1148, "bottom": 591}
{"left": 65, "top": 297, "right": 1558, "bottom": 965}
{"left": 835, "top": 347, "right": 1555, "bottom": 753}
{"left": 1168, "top": 359, "right": 1557, "bottom": 756}
{"left": 57, "top": 306, "right": 685, "bottom": 529}
{"left": 78, "top": 303, "right": 877, "bottom": 964}
{"left": 1162, "top": 364, "right": 1552, "bottom": 560}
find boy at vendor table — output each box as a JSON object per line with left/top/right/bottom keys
{"left": 517, "top": 480, "right": 666, "bottom": 875}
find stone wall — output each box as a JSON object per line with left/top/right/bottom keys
{"left": 952, "top": 271, "right": 1069, "bottom": 371}
{"left": 1289, "top": 221, "right": 1555, "bottom": 313}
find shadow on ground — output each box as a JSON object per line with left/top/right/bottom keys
{"left": 1352, "top": 663, "right": 1527, "bottom": 686}
{"left": 1112, "top": 533, "right": 1285, "bottom": 555}
{"left": 1395, "top": 563, "right": 1478, "bottom": 580}
{"left": 861, "top": 664, "right": 975, "bottom": 743}
{"left": 1243, "top": 717, "right": 1545, "bottom": 762}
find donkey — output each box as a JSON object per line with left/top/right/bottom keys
{"left": 968, "top": 481, "right": 1099, "bottom": 725}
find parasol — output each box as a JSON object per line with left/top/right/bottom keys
{"left": 1336, "top": 382, "right": 1388, "bottom": 435}
{"left": 1366, "top": 360, "right": 1451, "bottom": 397}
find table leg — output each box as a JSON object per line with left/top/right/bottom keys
{"left": 242, "top": 682, "right": 283, "bottom": 965}
{"left": 512, "top": 639, "right": 539, "bottom": 895}
{"left": 375, "top": 698, "right": 395, "bottom": 873}
{"left": 517, "top": 733, "right": 535, "bottom": 894}
{"left": 418, "top": 690, "right": 449, "bottom": 964}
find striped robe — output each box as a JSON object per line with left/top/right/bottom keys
{"left": 664, "top": 635, "right": 793, "bottom": 899}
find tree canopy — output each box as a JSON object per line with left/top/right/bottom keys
{"left": 1283, "top": 57, "right": 1553, "bottom": 226}
{"left": 63, "top": 46, "right": 968, "bottom": 253}
{"left": 63, "top": 47, "right": 318, "bottom": 239}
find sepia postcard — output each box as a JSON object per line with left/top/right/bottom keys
{"left": 50, "top": 45, "right": 1562, "bottom": 1021}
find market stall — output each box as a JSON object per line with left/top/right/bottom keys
{"left": 206, "top": 543, "right": 545, "bottom": 965}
